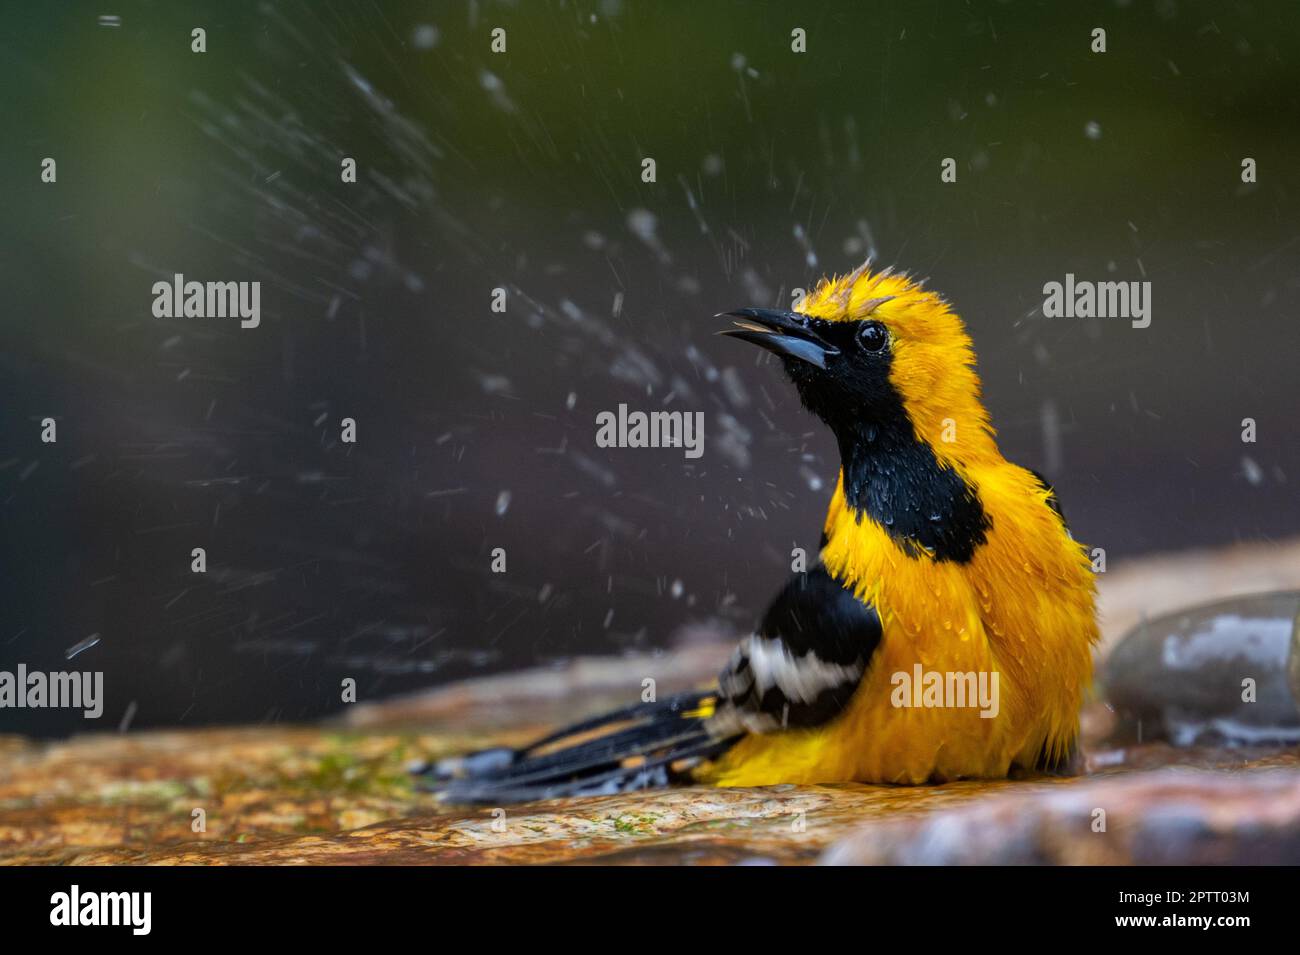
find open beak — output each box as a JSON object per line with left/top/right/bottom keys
{"left": 717, "top": 308, "right": 839, "bottom": 369}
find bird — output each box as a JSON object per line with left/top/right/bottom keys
{"left": 418, "top": 262, "right": 1099, "bottom": 803}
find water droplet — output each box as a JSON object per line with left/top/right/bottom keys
{"left": 411, "top": 24, "right": 440, "bottom": 49}
{"left": 65, "top": 633, "right": 101, "bottom": 660}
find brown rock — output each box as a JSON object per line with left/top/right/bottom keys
{"left": 821, "top": 764, "right": 1300, "bottom": 865}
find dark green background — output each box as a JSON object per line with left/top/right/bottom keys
{"left": 2, "top": 0, "right": 1298, "bottom": 735}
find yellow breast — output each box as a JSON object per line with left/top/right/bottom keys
{"left": 700, "top": 461, "right": 1098, "bottom": 787}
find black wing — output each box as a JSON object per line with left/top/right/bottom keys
{"left": 710, "top": 564, "right": 881, "bottom": 734}
{"left": 415, "top": 566, "right": 881, "bottom": 804}
{"left": 1028, "top": 468, "right": 1070, "bottom": 532}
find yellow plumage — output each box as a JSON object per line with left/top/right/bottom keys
{"left": 699, "top": 266, "right": 1098, "bottom": 786}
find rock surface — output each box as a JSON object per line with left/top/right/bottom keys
{"left": 823, "top": 762, "right": 1300, "bottom": 865}
{"left": 3, "top": 722, "right": 1297, "bottom": 864}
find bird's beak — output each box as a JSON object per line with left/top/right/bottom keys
{"left": 717, "top": 308, "right": 839, "bottom": 369}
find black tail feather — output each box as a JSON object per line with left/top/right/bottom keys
{"left": 435, "top": 735, "right": 736, "bottom": 804}
{"left": 414, "top": 689, "right": 739, "bottom": 804}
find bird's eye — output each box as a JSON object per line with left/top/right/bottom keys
{"left": 857, "top": 320, "right": 889, "bottom": 353}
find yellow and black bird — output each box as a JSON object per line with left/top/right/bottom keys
{"left": 423, "top": 263, "right": 1098, "bottom": 802}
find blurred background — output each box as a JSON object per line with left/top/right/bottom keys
{"left": 2, "top": 0, "right": 1298, "bottom": 737}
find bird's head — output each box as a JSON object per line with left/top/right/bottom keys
{"left": 720, "top": 263, "right": 995, "bottom": 467}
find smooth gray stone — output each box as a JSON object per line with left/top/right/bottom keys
{"left": 1102, "top": 591, "right": 1300, "bottom": 744}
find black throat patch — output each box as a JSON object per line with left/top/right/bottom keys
{"left": 778, "top": 319, "right": 992, "bottom": 563}
{"left": 800, "top": 365, "right": 990, "bottom": 563}
{"left": 836, "top": 417, "right": 990, "bottom": 563}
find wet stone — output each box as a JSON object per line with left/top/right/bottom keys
{"left": 1, "top": 718, "right": 1297, "bottom": 865}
